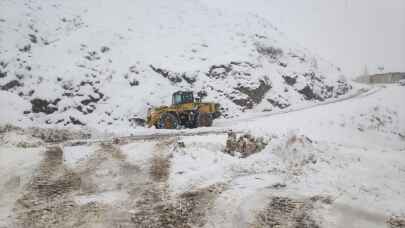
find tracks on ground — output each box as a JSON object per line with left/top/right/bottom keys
{"left": 12, "top": 138, "right": 227, "bottom": 227}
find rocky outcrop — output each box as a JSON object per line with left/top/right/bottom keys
{"left": 282, "top": 75, "right": 297, "bottom": 86}
{"left": 30, "top": 98, "right": 59, "bottom": 114}
{"left": 255, "top": 43, "right": 283, "bottom": 61}
{"left": 150, "top": 65, "right": 196, "bottom": 84}
{"left": 267, "top": 96, "right": 290, "bottom": 109}
{"left": 2, "top": 80, "right": 23, "bottom": 91}
{"left": 0, "top": 70, "right": 6, "bottom": 78}
{"left": 233, "top": 80, "right": 271, "bottom": 109}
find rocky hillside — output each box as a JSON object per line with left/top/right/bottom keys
{"left": 0, "top": 0, "right": 352, "bottom": 131}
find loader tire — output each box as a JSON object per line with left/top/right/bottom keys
{"left": 156, "top": 112, "right": 178, "bottom": 129}
{"left": 197, "top": 112, "right": 213, "bottom": 127}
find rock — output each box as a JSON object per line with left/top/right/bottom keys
{"left": 255, "top": 43, "right": 283, "bottom": 60}
{"left": 269, "top": 183, "right": 287, "bottom": 189}
{"left": 298, "top": 85, "right": 324, "bottom": 101}
{"left": 0, "top": 70, "right": 7, "bottom": 78}
{"left": 1, "top": 80, "right": 23, "bottom": 90}
{"left": 181, "top": 74, "right": 196, "bottom": 84}
{"left": 129, "top": 117, "right": 146, "bottom": 127}
{"left": 69, "top": 116, "right": 85, "bottom": 126}
{"left": 100, "top": 46, "right": 110, "bottom": 53}
{"left": 19, "top": 44, "right": 31, "bottom": 52}
{"left": 335, "top": 79, "right": 352, "bottom": 96}
{"left": 197, "top": 90, "right": 208, "bottom": 99}
{"left": 84, "top": 51, "right": 100, "bottom": 61}
{"left": 279, "top": 62, "right": 287, "bottom": 67}
{"left": 207, "top": 64, "right": 232, "bottom": 79}
{"left": 232, "top": 98, "right": 253, "bottom": 109}
{"left": 129, "top": 79, "right": 139, "bottom": 86}
{"left": 150, "top": 65, "right": 183, "bottom": 83}
{"left": 234, "top": 80, "right": 271, "bottom": 109}
{"left": 80, "top": 89, "right": 104, "bottom": 106}
{"left": 30, "top": 98, "right": 59, "bottom": 114}
{"left": 177, "top": 141, "right": 185, "bottom": 148}
{"left": 28, "top": 34, "right": 37, "bottom": 43}
{"left": 282, "top": 75, "right": 297, "bottom": 86}
{"left": 267, "top": 96, "right": 290, "bottom": 109}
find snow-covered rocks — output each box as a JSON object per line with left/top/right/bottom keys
{"left": 0, "top": 0, "right": 353, "bottom": 131}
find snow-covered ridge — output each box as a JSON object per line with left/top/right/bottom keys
{"left": 0, "top": 0, "right": 353, "bottom": 131}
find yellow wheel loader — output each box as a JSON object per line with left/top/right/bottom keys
{"left": 146, "top": 91, "right": 221, "bottom": 129}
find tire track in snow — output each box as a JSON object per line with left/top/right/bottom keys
{"left": 130, "top": 138, "right": 227, "bottom": 228}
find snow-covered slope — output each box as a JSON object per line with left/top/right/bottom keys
{"left": 0, "top": 0, "right": 353, "bottom": 131}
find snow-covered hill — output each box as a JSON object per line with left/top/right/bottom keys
{"left": 0, "top": 0, "right": 353, "bottom": 132}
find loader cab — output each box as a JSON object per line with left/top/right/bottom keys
{"left": 172, "top": 91, "right": 194, "bottom": 105}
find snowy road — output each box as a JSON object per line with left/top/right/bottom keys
{"left": 60, "top": 86, "right": 382, "bottom": 147}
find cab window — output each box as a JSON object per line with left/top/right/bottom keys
{"left": 182, "top": 93, "right": 193, "bottom": 103}
{"left": 173, "top": 94, "right": 182, "bottom": 105}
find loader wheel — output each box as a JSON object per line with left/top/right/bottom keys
{"left": 157, "top": 113, "right": 178, "bottom": 129}
{"left": 197, "top": 112, "right": 213, "bottom": 127}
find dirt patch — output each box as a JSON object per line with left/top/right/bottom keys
{"left": 0, "top": 124, "right": 91, "bottom": 144}
{"left": 224, "top": 132, "right": 268, "bottom": 158}
{"left": 0, "top": 124, "right": 21, "bottom": 133}
{"left": 150, "top": 154, "right": 171, "bottom": 182}
{"left": 149, "top": 139, "right": 174, "bottom": 182}
{"left": 10, "top": 137, "right": 227, "bottom": 227}
{"left": 252, "top": 196, "right": 330, "bottom": 228}
{"left": 27, "top": 126, "right": 91, "bottom": 143}
{"left": 131, "top": 183, "right": 226, "bottom": 228}
{"left": 388, "top": 216, "right": 405, "bottom": 228}
{"left": 13, "top": 147, "right": 84, "bottom": 228}
{"left": 12, "top": 145, "right": 134, "bottom": 228}
{"left": 159, "top": 184, "right": 226, "bottom": 228}
{"left": 131, "top": 139, "right": 227, "bottom": 228}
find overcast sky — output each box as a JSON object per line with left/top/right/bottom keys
{"left": 201, "top": 0, "right": 405, "bottom": 77}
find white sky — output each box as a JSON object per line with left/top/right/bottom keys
{"left": 201, "top": 0, "right": 405, "bottom": 77}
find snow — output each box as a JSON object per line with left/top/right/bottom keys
{"left": 0, "top": 85, "right": 404, "bottom": 227}
{"left": 0, "top": 0, "right": 404, "bottom": 226}
{"left": 168, "top": 85, "right": 405, "bottom": 227}
{"left": 0, "top": 91, "right": 30, "bottom": 126}
{"left": 120, "top": 140, "right": 156, "bottom": 166}
{"left": 0, "top": 146, "right": 44, "bottom": 227}
{"left": 63, "top": 144, "right": 99, "bottom": 169}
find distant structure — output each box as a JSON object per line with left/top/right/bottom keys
{"left": 355, "top": 72, "right": 405, "bottom": 84}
